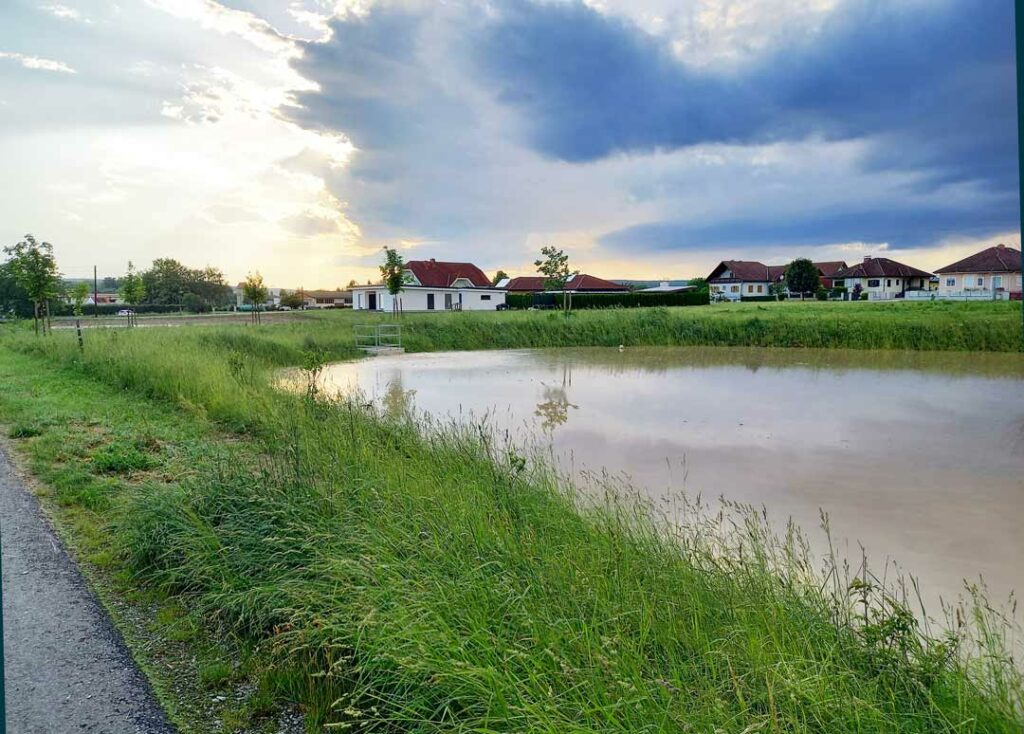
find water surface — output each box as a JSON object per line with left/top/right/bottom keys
{"left": 315, "top": 347, "right": 1024, "bottom": 609}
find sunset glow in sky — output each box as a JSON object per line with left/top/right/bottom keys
{"left": 0, "top": 0, "right": 1019, "bottom": 286}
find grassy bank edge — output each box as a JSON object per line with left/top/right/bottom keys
{"left": 0, "top": 348, "right": 301, "bottom": 733}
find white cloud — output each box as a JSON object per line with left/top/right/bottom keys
{"left": 40, "top": 3, "right": 91, "bottom": 23}
{"left": 0, "top": 51, "right": 76, "bottom": 73}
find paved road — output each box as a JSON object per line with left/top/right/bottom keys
{"left": 1, "top": 447, "right": 176, "bottom": 733}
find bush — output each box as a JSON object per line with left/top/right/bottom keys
{"left": 181, "top": 293, "right": 212, "bottom": 314}
{"left": 741, "top": 294, "right": 788, "bottom": 302}
{"left": 815, "top": 286, "right": 828, "bottom": 301}
{"left": 51, "top": 303, "right": 184, "bottom": 317}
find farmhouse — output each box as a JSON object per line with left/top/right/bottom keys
{"left": 830, "top": 257, "right": 934, "bottom": 300}
{"left": 351, "top": 259, "right": 506, "bottom": 312}
{"left": 934, "top": 244, "right": 1021, "bottom": 300}
{"left": 707, "top": 260, "right": 847, "bottom": 300}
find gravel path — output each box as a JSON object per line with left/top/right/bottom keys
{"left": 1, "top": 447, "right": 176, "bottom": 733}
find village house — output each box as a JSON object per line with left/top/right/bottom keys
{"left": 300, "top": 289, "right": 351, "bottom": 309}
{"left": 498, "top": 274, "right": 629, "bottom": 294}
{"left": 933, "top": 244, "right": 1021, "bottom": 300}
{"left": 830, "top": 257, "right": 933, "bottom": 300}
{"left": 707, "top": 260, "right": 848, "bottom": 300}
{"left": 351, "top": 259, "right": 506, "bottom": 312}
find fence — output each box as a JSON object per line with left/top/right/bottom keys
{"left": 354, "top": 323, "right": 402, "bottom": 350}
{"left": 506, "top": 291, "right": 709, "bottom": 310}
{"left": 903, "top": 290, "right": 1010, "bottom": 302}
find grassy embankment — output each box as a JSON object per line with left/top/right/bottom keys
{"left": 313, "top": 299, "right": 1022, "bottom": 352}
{"left": 0, "top": 305, "right": 1022, "bottom": 732}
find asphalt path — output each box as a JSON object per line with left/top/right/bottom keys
{"left": 1, "top": 446, "right": 175, "bottom": 733}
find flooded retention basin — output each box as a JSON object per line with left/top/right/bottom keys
{"left": 311, "top": 346, "right": 1024, "bottom": 610}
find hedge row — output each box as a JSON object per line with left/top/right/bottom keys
{"left": 507, "top": 291, "right": 709, "bottom": 310}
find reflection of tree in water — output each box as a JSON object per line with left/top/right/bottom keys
{"left": 535, "top": 366, "right": 577, "bottom": 432}
{"left": 382, "top": 377, "right": 416, "bottom": 417}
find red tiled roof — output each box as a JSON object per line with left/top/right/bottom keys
{"left": 832, "top": 257, "right": 933, "bottom": 279}
{"left": 707, "top": 261, "right": 771, "bottom": 282}
{"left": 935, "top": 245, "right": 1021, "bottom": 274}
{"left": 814, "top": 261, "right": 848, "bottom": 277}
{"left": 504, "top": 274, "right": 628, "bottom": 292}
{"left": 406, "top": 260, "right": 492, "bottom": 288}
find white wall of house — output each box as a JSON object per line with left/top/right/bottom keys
{"left": 352, "top": 287, "right": 505, "bottom": 311}
{"left": 936, "top": 272, "right": 1022, "bottom": 297}
{"left": 710, "top": 281, "right": 769, "bottom": 301}
{"left": 835, "top": 277, "right": 929, "bottom": 300}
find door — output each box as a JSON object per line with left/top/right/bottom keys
{"left": 427, "top": 293, "right": 435, "bottom": 310}
{"left": 368, "top": 291, "right": 377, "bottom": 311}
{"left": 444, "top": 293, "right": 453, "bottom": 310}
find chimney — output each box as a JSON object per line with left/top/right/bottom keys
{"left": 996, "top": 244, "right": 1005, "bottom": 249}
{"left": 863, "top": 256, "right": 873, "bottom": 262}
{"left": 429, "top": 258, "right": 436, "bottom": 263}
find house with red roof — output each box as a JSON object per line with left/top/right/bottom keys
{"left": 351, "top": 258, "right": 506, "bottom": 312}
{"left": 933, "top": 244, "right": 1021, "bottom": 300}
{"left": 707, "top": 260, "right": 848, "bottom": 301}
{"left": 830, "top": 257, "right": 934, "bottom": 300}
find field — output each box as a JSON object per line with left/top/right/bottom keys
{"left": 0, "top": 302, "right": 1022, "bottom": 732}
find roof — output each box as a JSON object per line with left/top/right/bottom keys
{"left": 707, "top": 261, "right": 771, "bottom": 282}
{"left": 935, "top": 245, "right": 1021, "bottom": 274}
{"left": 504, "top": 274, "right": 628, "bottom": 292}
{"left": 304, "top": 289, "right": 350, "bottom": 299}
{"left": 832, "top": 257, "right": 934, "bottom": 279}
{"left": 814, "top": 261, "right": 848, "bottom": 277}
{"left": 406, "top": 259, "right": 491, "bottom": 288}
{"left": 639, "top": 284, "right": 695, "bottom": 293}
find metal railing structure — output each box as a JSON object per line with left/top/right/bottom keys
{"left": 354, "top": 323, "right": 402, "bottom": 351}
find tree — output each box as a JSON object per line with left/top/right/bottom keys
{"left": 3, "top": 234, "right": 62, "bottom": 335}
{"left": 379, "top": 247, "right": 406, "bottom": 316}
{"left": 70, "top": 282, "right": 90, "bottom": 317}
{"left": 785, "top": 258, "right": 821, "bottom": 298}
{"left": 280, "top": 290, "right": 305, "bottom": 309}
{"left": 119, "top": 261, "right": 146, "bottom": 326}
{"left": 492, "top": 269, "right": 509, "bottom": 286}
{"left": 768, "top": 281, "right": 787, "bottom": 301}
{"left": 534, "top": 246, "right": 577, "bottom": 314}
{"left": 242, "top": 271, "right": 268, "bottom": 324}
{"left": 687, "top": 277, "right": 708, "bottom": 293}
{"left": 0, "top": 260, "right": 31, "bottom": 317}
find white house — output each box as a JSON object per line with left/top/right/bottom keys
{"left": 706, "top": 261, "right": 775, "bottom": 300}
{"left": 351, "top": 259, "right": 506, "bottom": 312}
{"left": 830, "top": 257, "right": 933, "bottom": 300}
{"left": 932, "top": 244, "right": 1021, "bottom": 300}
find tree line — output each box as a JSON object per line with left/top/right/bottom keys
{"left": 1, "top": 234, "right": 237, "bottom": 329}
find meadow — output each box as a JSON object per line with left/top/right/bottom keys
{"left": 0, "top": 302, "right": 1022, "bottom": 732}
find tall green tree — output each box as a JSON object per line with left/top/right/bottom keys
{"left": 380, "top": 247, "right": 406, "bottom": 316}
{"left": 3, "top": 234, "right": 62, "bottom": 335}
{"left": 534, "top": 246, "right": 577, "bottom": 314}
{"left": 785, "top": 258, "right": 821, "bottom": 298}
{"left": 242, "top": 271, "right": 268, "bottom": 324}
{"left": 492, "top": 270, "right": 509, "bottom": 286}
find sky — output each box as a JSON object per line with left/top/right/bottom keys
{"left": 0, "top": 0, "right": 1019, "bottom": 287}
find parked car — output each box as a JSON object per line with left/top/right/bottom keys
{"left": 117, "top": 309, "right": 135, "bottom": 317}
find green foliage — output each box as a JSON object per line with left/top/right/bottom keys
{"left": 786, "top": 257, "right": 822, "bottom": 295}
{"left": 91, "top": 437, "right": 160, "bottom": 474}
{"left": 509, "top": 290, "right": 709, "bottom": 309}
{"left": 491, "top": 269, "right": 509, "bottom": 285}
{"left": 8, "top": 421, "right": 43, "bottom": 438}
{"left": 180, "top": 292, "right": 211, "bottom": 314}
{"left": 241, "top": 272, "right": 267, "bottom": 308}
{"left": 534, "top": 245, "right": 575, "bottom": 293}
{"left": 3, "top": 234, "right": 62, "bottom": 331}
{"left": 279, "top": 290, "right": 305, "bottom": 309}
{"left": 379, "top": 247, "right": 406, "bottom": 297}
{"left": 815, "top": 285, "right": 829, "bottom": 301}
{"left": 70, "top": 282, "right": 90, "bottom": 316}
{"left": 118, "top": 261, "right": 147, "bottom": 307}
{"left": 141, "top": 258, "right": 233, "bottom": 308}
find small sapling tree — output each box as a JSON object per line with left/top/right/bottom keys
{"left": 118, "top": 261, "right": 146, "bottom": 326}
{"left": 380, "top": 247, "right": 406, "bottom": 317}
{"left": 4, "top": 234, "right": 62, "bottom": 335}
{"left": 242, "top": 271, "right": 268, "bottom": 325}
{"left": 534, "top": 246, "right": 577, "bottom": 315}
{"left": 70, "top": 282, "right": 90, "bottom": 317}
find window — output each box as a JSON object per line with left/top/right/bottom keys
{"left": 945, "top": 278, "right": 956, "bottom": 287}
{"left": 976, "top": 277, "right": 984, "bottom": 287}
{"left": 730, "top": 285, "right": 739, "bottom": 293}
{"left": 886, "top": 279, "right": 891, "bottom": 287}
{"left": 756, "top": 285, "right": 763, "bottom": 293}
{"left": 993, "top": 276, "right": 1003, "bottom": 289}
{"left": 427, "top": 293, "right": 435, "bottom": 310}
{"left": 481, "top": 294, "right": 491, "bottom": 301}
{"left": 357, "top": 293, "right": 363, "bottom": 308}
{"left": 868, "top": 279, "right": 880, "bottom": 288}
{"left": 747, "top": 285, "right": 754, "bottom": 293}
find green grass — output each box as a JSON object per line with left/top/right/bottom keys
{"left": 0, "top": 307, "right": 1022, "bottom": 732}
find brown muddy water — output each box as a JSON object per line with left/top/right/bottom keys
{"left": 313, "top": 347, "right": 1024, "bottom": 612}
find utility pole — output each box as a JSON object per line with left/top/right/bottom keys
{"left": 1017, "top": 0, "right": 1024, "bottom": 347}
{"left": 93, "top": 265, "right": 99, "bottom": 318}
